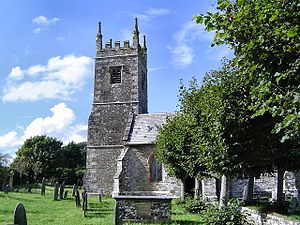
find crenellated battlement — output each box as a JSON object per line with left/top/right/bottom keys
{"left": 96, "top": 18, "right": 147, "bottom": 57}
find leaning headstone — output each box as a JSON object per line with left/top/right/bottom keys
{"left": 54, "top": 182, "right": 59, "bottom": 200}
{"left": 13, "top": 203, "right": 27, "bottom": 225}
{"left": 41, "top": 177, "right": 46, "bottom": 195}
{"left": 72, "top": 184, "right": 77, "bottom": 197}
{"left": 288, "top": 197, "right": 298, "bottom": 214}
{"left": 59, "top": 182, "right": 65, "bottom": 200}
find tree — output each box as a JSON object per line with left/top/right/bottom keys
{"left": 0, "top": 154, "right": 10, "bottom": 186}
{"left": 14, "top": 135, "right": 63, "bottom": 181}
{"left": 194, "top": 0, "right": 300, "bottom": 141}
{"left": 194, "top": 0, "right": 300, "bottom": 205}
{"left": 58, "top": 142, "right": 86, "bottom": 184}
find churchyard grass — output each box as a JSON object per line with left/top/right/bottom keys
{"left": 0, "top": 186, "right": 205, "bottom": 225}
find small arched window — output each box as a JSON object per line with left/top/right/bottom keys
{"left": 148, "top": 153, "right": 162, "bottom": 182}
{"left": 110, "top": 66, "right": 122, "bottom": 84}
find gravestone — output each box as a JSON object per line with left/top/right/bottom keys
{"left": 41, "top": 177, "right": 46, "bottom": 195}
{"left": 64, "top": 190, "right": 68, "bottom": 199}
{"left": 75, "top": 190, "right": 81, "bottom": 207}
{"left": 82, "top": 190, "right": 88, "bottom": 217}
{"left": 54, "top": 182, "right": 59, "bottom": 200}
{"left": 72, "top": 184, "right": 77, "bottom": 197}
{"left": 114, "top": 203, "right": 122, "bottom": 225}
{"left": 242, "top": 185, "right": 248, "bottom": 202}
{"left": 99, "top": 189, "right": 103, "bottom": 202}
{"left": 59, "top": 182, "right": 65, "bottom": 200}
{"left": 13, "top": 203, "right": 27, "bottom": 225}
{"left": 9, "top": 171, "right": 14, "bottom": 189}
{"left": 4, "top": 184, "right": 10, "bottom": 194}
{"left": 287, "top": 197, "right": 298, "bottom": 214}
{"left": 27, "top": 184, "right": 32, "bottom": 193}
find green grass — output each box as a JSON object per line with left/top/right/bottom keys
{"left": 0, "top": 186, "right": 204, "bottom": 225}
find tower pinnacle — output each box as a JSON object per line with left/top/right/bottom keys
{"left": 96, "top": 21, "right": 103, "bottom": 51}
{"left": 133, "top": 17, "right": 140, "bottom": 47}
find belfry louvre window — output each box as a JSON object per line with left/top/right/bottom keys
{"left": 110, "top": 66, "right": 122, "bottom": 84}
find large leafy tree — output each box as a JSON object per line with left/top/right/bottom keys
{"left": 194, "top": 0, "right": 300, "bottom": 205}
{"left": 14, "top": 135, "right": 63, "bottom": 181}
{"left": 0, "top": 154, "right": 10, "bottom": 186}
{"left": 194, "top": 0, "right": 300, "bottom": 141}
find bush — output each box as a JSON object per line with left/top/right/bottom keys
{"left": 202, "top": 199, "right": 250, "bottom": 225}
{"left": 182, "top": 196, "right": 207, "bottom": 214}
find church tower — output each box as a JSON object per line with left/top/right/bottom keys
{"left": 84, "top": 18, "right": 148, "bottom": 194}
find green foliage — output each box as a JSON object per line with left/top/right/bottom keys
{"left": 11, "top": 136, "right": 86, "bottom": 184}
{"left": 202, "top": 199, "right": 249, "bottom": 225}
{"left": 179, "top": 196, "right": 207, "bottom": 214}
{"left": 13, "top": 135, "right": 63, "bottom": 181}
{"left": 194, "top": 0, "right": 300, "bottom": 142}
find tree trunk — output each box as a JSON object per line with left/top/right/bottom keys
{"left": 219, "top": 175, "right": 230, "bottom": 208}
{"left": 194, "top": 178, "right": 202, "bottom": 199}
{"left": 246, "top": 173, "right": 254, "bottom": 204}
{"left": 180, "top": 176, "right": 186, "bottom": 200}
{"left": 277, "top": 168, "right": 285, "bottom": 206}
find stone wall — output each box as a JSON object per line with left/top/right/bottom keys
{"left": 241, "top": 207, "right": 300, "bottom": 225}
{"left": 114, "top": 144, "right": 182, "bottom": 196}
{"left": 84, "top": 146, "right": 123, "bottom": 194}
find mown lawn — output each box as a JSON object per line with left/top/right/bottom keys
{"left": 0, "top": 186, "right": 204, "bottom": 225}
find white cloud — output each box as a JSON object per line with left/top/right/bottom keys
{"left": 2, "top": 55, "right": 93, "bottom": 102}
{"left": 23, "top": 102, "right": 75, "bottom": 139}
{"left": 8, "top": 66, "right": 24, "bottom": 80}
{"left": 0, "top": 103, "right": 87, "bottom": 155}
{"left": 33, "top": 27, "right": 42, "bottom": 34}
{"left": 132, "top": 8, "right": 172, "bottom": 24}
{"left": 170, "top": 21, "right": 214, "bottom": 68}
{"left": 0, "top": 131, "right": 20, "bottom": 149}
{"left": 32, "top": 15, "right": 60, "bottom": 26}
{"left": 145, "top": 8, "right": 171, "bottom": 17}
{"left": 56, "top": 36, "right": 66, "bottom": 42}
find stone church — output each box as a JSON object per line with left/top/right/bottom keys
{"left": 84, "top": 19, "right": 300, "bottom": 200}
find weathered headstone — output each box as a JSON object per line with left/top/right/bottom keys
{"left": 99, "top": 189, "right": 104, "bottom": 202}
{"left": 82, "top": 190, "right": 88, "bottom": 217}
{"left": 64, "top": 190, "right": 68, "bottom": 199}
{"left": 27, "top": 183, "right": 32, "bottom": 193}
{"left": 13, "top": 203, "right": 27, "bottom": 225}
{"left": 41, "top": 177, "right": 46, "bottom": 195}
{"left": 271, "top": 190, "right": 277, "bottom": 201}
{"left": 59, "top": 182, "right": 65, "bottom": 200}
{"left": 242, "top": 185, "right": 248, "bottom": 202}
{"left": 4, "top": 184, "right": 10, "bottom": 194}
{"left": 9, "top": 171, "right": 14, "bottom": 189}
{"left": 54, "top": 182, "right": 59, "bottom": 200}
{"left": 72, "top": 184, "right": 77, "bottom": 197}
{"left": 75, "top": 189, "right": 81, "bottom": 207}
{"left": 288, "top": 197, "right": 298, "bottom": 214}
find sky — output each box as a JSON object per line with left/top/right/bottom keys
{"left": 0, "top": 0, "right": 232, "bottom": 157}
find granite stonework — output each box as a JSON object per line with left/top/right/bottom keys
{"left": 114, "top": 195, "right": 173, "bottom": 222}
{"left": 84, "top": 18, "right": 149, "bottom": 195}
{"left": 241, "top": 207, "right": 300, "bottom": 225}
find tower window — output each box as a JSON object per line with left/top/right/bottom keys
{"left": 110, "top": 66, "right": 122, "bottom": 84}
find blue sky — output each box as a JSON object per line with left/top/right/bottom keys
{"left": 0, "top": 0, "right": 231, "bottom": 156}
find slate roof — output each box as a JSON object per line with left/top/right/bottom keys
{"left": 128, "top": 113, "right": 175, "bottom": 144}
